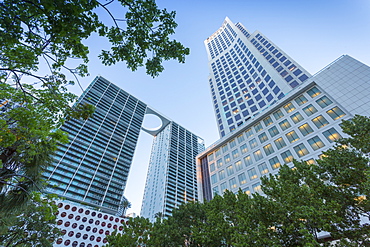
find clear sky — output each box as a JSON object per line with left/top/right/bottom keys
{"left": 66, "top": 0, "right": 370, "bottom": 215}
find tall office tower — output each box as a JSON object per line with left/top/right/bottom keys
{"left": 141, "top": 121, "right": 205, "bottom": 221}
{"left": 197, "top": 18, "right": 370, "bottom": 202}
{"left": 205, "top": 17, "right": 311, "bottom": 137}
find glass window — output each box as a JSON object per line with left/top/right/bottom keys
{"left": 208, "top": 153, "right": 214, "bottom": 162}
{"left": 213, "top": 186, "right": 219, "bottom": 195}
{"left": 220, "top": 182, "right": 228, "bottom": 192}
{"left": 252, "top": 182, "right": 262, "bottom": 193}
{"left": 244, "top": 155, "right": 253, "bottom": 167}
{"left": 312, "top": 115, "right": 329, "bottom": 129}
{"left": 279, "top": 119, "right": 291, "bottom": 131}
{"left": 316, "top": 96, "right": 333, "bottom": 108}
{"left": 298, "top": 123, "right": 314, "bottom": 136}
{"left": 258, "top": 162, "right": 269, "bottom": 175}
{"left": 229, "top": 178, "right": 237, "bottom": 189}
{"left": 273, "top": 109, "right": 284, "bottom": 120}
{"left": 218, "top": 170, "right": 226, "bottom": 180}
{"left": 281, "top": 150, "right": 293, "bottom": 163}
{"left": 307, "top": 87, "right": 321, "bottom": 98}
{"left": 269, "top": 156, "right": 281, "bottom": 170}
{"left": 224, "top": 154, "right": 231, "bottom": 163}
{"left": 248, "top": 168, "right": 258, "bottom": 180}
{"left": 211, "top": 174, "right": 218, "bottom": 184}
{"left": 258, "top": 132, "right": 269, "bottom": 143}
{"left": 286, "top": 130, "right": 300, "bottom": 143}
{"left": 237, "top": 134, "right": 245, "bottom": 143}
{"left": 216, "top": 158, "right": 223, "bottom": 168}
{"left": 253, "top": 150, "right": 263, "bottom": 161}
{"left": 307, "top": 136, "right": 325, "bottom": 151}
{"left": 215, "top": 149, "right": 221, "bottom": 158}
{"left": 268, "top": 126, "right": 279, "bottom": 137}
{"left": 263, "top": 144, "right": 274, "bottom": 156}
{"left": 326, "top": 107, "right": 346, "bottom": 120}
{"left": 249, "top": 138, "right": 258, "bottom": 149}
{"left": 294, "top": 95, "right": 308, "bottom": 106}
{"left": 290, "top": 112, "right": 304, "bottom": 124}
{"left": 283, "top": 102, "right": 296, "bottom": 113}
{"left": 274, "top": 137, "right": 287, "bottom": 149}
{"left": 229, "top": 139, "right": 236, "bottom": 149}
{"left": 263, "top": 116, "right": 273, "bottom": 126}
{"left": 210, "top": 163, "right": 215, "bottom": 172}
{"left": 254, "top": 122, "right": 263, "bottom": 133}
{"left": 293, "top": 143, "right": 309, "bottom": 157}
{"left": 323, "top": 128, "right": 342, "bottom": 143}
{"left": 243, "top": 187, "right": 251, "bottom": 195}
{"left": 235, "top": 160, "right": 243, "bottom": 171}
{"left": 306, "top": 159, "right": 316, "bottom": 165}
{"left": 238, "top": 173, "right": 247, "bottom": 185}
{"left": 240, "top": 143, "right": 248, "bottom": 154}
{"left": 303, "top": 104, "right": 318, "bottom": 116}
{"left": 222, "top": 144, "right": 228, "bottom": 153}
{"left": 232, "top": 149, "right": 239, "bottom": 159}
{"left": 226, "top": 165, "right": 234, "bottom": 176}
{"left": 245, "top": 128, "right": 254, "bottom": 138}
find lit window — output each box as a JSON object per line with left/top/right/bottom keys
{"left": 312, "top": 115, "right": 329, "bottom": 129}
{"left": 263, "top": 144, "right": 274, "bottom": 156}
{"left": 258, "top": 162, "right": 269, "bottom": 175}
{"left": 258, "top": 132, "right": 269, "bottom": 143}
{"left": 298, "top": 123, "right": 314, "bottom": 136}
{"left": 286, "top": 130, "right": 300, "bottom": 143}
{"left": 268, "top": 126, "right": 279, "bottom": 137}
{"left": 244, "top": 155, "right": 253, "bottom": 167}
{"left": 274, "top": 137, "right": 287, "bottom": 149}
{"left": 326, "top": 107, "right": 346, "bottom": 120}
{"left": 307, "top": 87, "right": 321, "bottom": 98}
{"left": 303, "top": 104, "right": 318, "bottom": 116}
{"left": 290, "top": 112, "right": 304, "bottom": 124}
{"left": 253, "top": 150, "right": 263, "bottom": 161}
{"left": 279, "top": 119, "right": 291, "bottom": 131}
{"left": 273, "top": 109, "right": 284, "bottom": 120}
{"left": 215, "top": 149, "right": 221, "bottom": 158}
{"left": 226, "top": 165, "right": 234, "bottom": 176}
{"left": 293, "top": 143, "right": 309, "bottom": 157}
{"left": 240, "top": 144, "right": 248, "bottom": 154}
{"left": 323, "top": 128, "right": 342, "bottom": 143}
{"left": 220, "top": 182, "right": 228, "bottom": 192}
{"left": 235, "top": 160, "right": 243, "bottom": 171}
{"left": 224, "top": 154, "right": 231, "bottom": 163}
{"left": 283, "top": 102, "right": 296, "bottom": 113}
{"left": 222, "top": 144, "right": 228, "bottom": 153}
{"left": 269, "top": 156, "right": 281, "bottom": 170}
{"left": 229, "top": 139, "right": 236, "bottom": 148}
{"left": 252, "top": 182, "right": 262, "bottom": 193}
{"left": 254, "top": 122, "right": 263, "bottom": 133}
{"left": 294, "top": 95, "right": 308, "bottom": 106}
{"left": 238, "top": 173, "right": 247, "bottom": 185}
{"left": 316, "top": 96, "right": 333, "bottom": 108}
{"left": 216, "top": 159, "right": 223, "bottom": 168}
{"left": 249, "top": 138, "right": 258, "bottom": 149}
{"left": 243, "top": 187, "right": 251, "bottom": 195}
{"left": 306, "top": 159, "right": 316, "bottom": 165}
{"left": 229, "top": 178, "right": 237, "bottom": 189}
{"left": 232, "top": 149, "right": 239, "bottom": 159}
{"left": 245, "top": 128, "right": 254, "bottom": 138}
{"left": 218, "top": 170, "right": 226, "bottom": 180}
{"left": 248, "top": 168, "right": 258, "bottom": 180}
{"left": 307, "top": 136, "right": 325, "bottom": 150}
{"left": 237, "top": 134, "right": 245, "bottom": 143}
{"left": 281, "top": 150, "right": 293, "bottom": 163}
{"left": 211, "top": 174, "right": 218, "bottom": 184}
{"left": 263, "top": 116, "right": 273, "bottom": 126}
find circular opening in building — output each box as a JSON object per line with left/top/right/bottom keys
{"left": 142, "top": 114, "right": 162, "bottom": 131}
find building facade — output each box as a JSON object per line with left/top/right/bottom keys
{"left": 197, "top": 18, "right": 370, "bottom": 202}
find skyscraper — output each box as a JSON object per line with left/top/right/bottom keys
{"left": 197, "top": 18, "right": 370, "bottom": 202}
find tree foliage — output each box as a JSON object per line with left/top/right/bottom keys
{"left": 106, "top": 115, "right": 370, "bottom": 246}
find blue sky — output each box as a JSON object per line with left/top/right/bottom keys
{"left": 67, "top": 0, "right": 370, "bottom": 215}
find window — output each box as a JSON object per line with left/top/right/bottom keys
{"left": 263, "top": 144, "right": 274, "bottom": 156}
{"left": 208, "top": 153, "right": 214, "bottom": 162}
{"left": 258, "top": 132, "right": 269, "bottom": 143}
{"left": 213, "top": 187, "right": 219, "bottom": 195}
{"left": 226, "top": 165, "right": 234, "bottom": 176}
{"left": 224, "top": 154, "right": 231, "bottom": 163}
{"left": 307, "top": 136, "right": 325, "bottom": 150}
{"left": 281, "top": 150, "right": 293, "bottom": 163}
{"left": 245, "top": 128, "right": 254, "bottom": 138}
{"left": 238, "top": 173, "right": 247, "bottom": 185}
{"left": 218, "top": 170, "right": 226, "bottom": 180}
{"left": 220, "top": 182, "right": 228, "bottom": 192}
{"left": 253, "top": 150, "right": 263, "bottom": 161}
{"left": 274, "top": 137, "right": 287, "bottom": 149}
{"left": 258, "top": 162, "right": 269, "bottom": 175}
{"left": 286, "top": 130, "right": 300, "bottom": 143}
{"left": 312, "top": 115, "right": 329, "bottom": 129}
{"left": 306, "top": 159, "right": 316, "bottom": 165}
{"left": 269, "top": 156, "right": 281, "bottom": 170}
{"left": 303, "top": 104, "right": 318, "bottom": 116}
{"left": 248, "top": 168, "right": 258, "bottom": 180}
{"left": 215, "top": 149, "right": 221, "bottom": 158}
{"left": 263, "top": 116, "right": 273, "bottom": 126}
{"left": 316, "top": 96, "right": 333, "bottom": 108}
{"left": 294, "top": 143, "right": 309, "bottom": 157}
{"left": 254, "top": 122, "right": 263, "bottom": 133}
{"left": 210, "top": 163, "right": 215, "bottom": 172}
{"left": 283, "top": 102, "right": 296, "bottom": 113}
{"left": 229, "top": 139, "right": 236, "bottom": 148}
{"left": 290, "top": 112, "right": 304, "bottom": 123}
{"left": 252, "top": 182, "right": 262, "bottom": 193}
{"left": 307, "top": 87, "right": 321, "bottom": 98}
{"left": 249, "top": 138, "right": 258, "bottom": 149}
{"left": 235, "top": 160, "right": 243, "bottom": 171}
{"left": 229, "top": 178, "right": 237, "bottom": 189}
{"left": 216, "top": 159, "right": 223, "bottom": 168}
{"left": 232, "top": 149, "right": 239, "bottom": 159}
{"left": 268, "top": 126, "right": 279, "bottom": 137}
{"left": 295, "top": 95, "right": 308, "bottom": 105}
{"left": 273, "top": 109, "right": 284, "bottom": 120}
{"left": 327, "top": 107, "right": 346, "bottom": 120}
{"left": 323, "top": 128, "right": 342, "bottom": 143}
{"left": 279, "top": 119, "right": 291, "bottom": 131}
{"left": 211, "top": 174, "right": 218, "bottom": 184}
{"left": 298, "top": 123, "right": 314, "bottom": 136}
{"left": 244, "top": 155, "right": 253, "bottom": 167}
{"left": 240, "top": 144, "right": 248, "bottom": 154}
{"left": 237, "top": 134, "right": 245, "bottom": 144}
{"left": 222, "top": 144, "right": 228, "bottom": 153}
